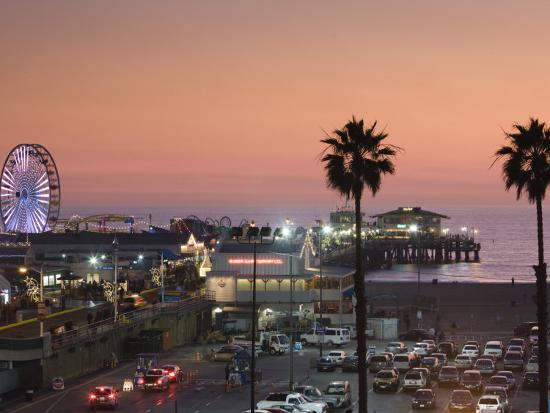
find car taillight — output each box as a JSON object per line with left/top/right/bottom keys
{"left": 108, "top": 394, "right": 115, "bottom": 400}
{"left": 163, "top": 370, "right": 169, "bottom": 374}
{"left": 89, "top": 394, "right": 96, "bottom": 400}
{"left": 157, "top": 379, "right": 163, "bottom": 385}
{"left": 138, "top": 378, "right": 144, "bottom": 384}
{"left": 169, "top": 372, "right": 175, "bottom": 377}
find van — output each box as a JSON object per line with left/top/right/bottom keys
{"left": 394, "top": 352, "right": 421, "bottom": 372}
{"left": 300, "top": 327, "right": 350, "bottom": 347}
{"left": 342, "top": 325, "right": 357, "bottom": 339}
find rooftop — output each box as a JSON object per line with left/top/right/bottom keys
{"left": 371, "top": 207, "right": 449, "bottom": 219}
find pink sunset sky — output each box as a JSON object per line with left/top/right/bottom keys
{"left": 1, "top": 0, "right": 550, "bottom": 215}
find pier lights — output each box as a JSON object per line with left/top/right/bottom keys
{"left": 409, "top": 224, "right": 418, "bottom": 233}
{"left": 138, "top": 254, "right": 144, "bottom": 261}
{"left": 89, "top": 256, "right": 99, "bottom": 266}
{"left": 101, "top": 254, "right": 106, "bottom": 260}
{"left": 234, "top": 224, "right": 281, "bottom": 413}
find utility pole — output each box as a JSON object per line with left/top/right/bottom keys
{"left": 113, "top": 235, "right": 119, "bottom": 321}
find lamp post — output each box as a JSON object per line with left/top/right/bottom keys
{"left": 318, "top": 224, "right": 332, "bottom": 358}
{"left": 113, "top": 236, "right": 119, "bottom": 321}
{"left": 409, "top": 225, "right": 420, "bottom": 296}
{"left": 233, "top": 224, "right": 281, "bottom": 413}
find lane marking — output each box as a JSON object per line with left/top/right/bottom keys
{"left": 43, "top": 390, "right": 70, "bottom": 413}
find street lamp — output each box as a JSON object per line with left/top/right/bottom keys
{"left": 409, "top": 225, "right": 421, "bottom": 298}
{"left": 232, "top": 224, "right": 281, "bottom": 413}
{"left": 318, "top": 224, "right": 332, "bottom": 358}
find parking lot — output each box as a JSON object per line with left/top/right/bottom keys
{"left": 5, "top": 334, "right": 539, "bottom": 413}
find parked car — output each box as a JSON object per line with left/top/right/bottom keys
{"left": 385, "top": 341, "right": 408, "bottom": 354}
{"left": 411, "top": 389, "right": 436, "bottom": 410}
{"left": 488, "top": 376, "right": 511, "bottom": 392}
{"left": 506, "top": 345, "right": 525, "bottom": 359}
{"left": 403, "top": 370, "right": 428, "bottom": 392}
{"left": 454, "top": 354, "right": 473, "bottom": 369}
{"left": 257, "top": 392, "right": 327, "bottom": 413}
{"left": 465, "top": 341, "right": 480, "bottom": 349}
{"left": 482, "top": 386, "right": 509, "bottom": 413}
{"left": 413, "top": 342, "right": 431, "bottom": 356}
{"left": 324, "top": 381, "right": 352, "bottom": 408}
{"left": 294, "top": 386, "right": 336, "bottom": 412}
{"left": 89, "top": 386, "right": 119, "bottom": 409}
{"left": 477, "top": 354, "right": 497, "bottom": 364}
{"left": 422, "top": 340, "right": 437, "bottom": 354}
{"left": 326, "top": 351, "right": 347, "bottom": 366}
{"left": 394, "top": 352, "right": 421, "bottom": 372}
{"left": 448, "top": 389, "right": 475, "bottom": 412}
{"left": 474, "top": 358, "right": 496, "bottom": 376}
{"left": 420, "top": 357, "right": 441, "bottom": 378}
{"left": 495, "top": 371, "right": 516, "bottom": 390}
{"left": 412, "top": 367, "right": 432, "bottom": 387}
{"left": 461, "top": 345, "right": 479, "bottom": 359}
{"left": 438, "top": 366, "right": 459, "bottom": 387}
{"left": 522, "top": 371, "right": 539, "bottom": 389}
{"left": 341, "top": 355, "right": 358, "bottom": 372}
{"left": 529, "top": 326, "right": 539, "bottom": 345}
{"left": 317, "top": 357, "right": 336, "bottom": 372}
{"left": 373, "top": 369, "right": 399, "bottom": 392}
{"left": 483, "top": 341, "right": 504, "bottom": 360}
{"left": 213, "top": 345, "right": 245, "bottom": 362}
{"left": 460, "top": 370, "right": 483, "bottom": 394}
{"left": 400, "top": 329, "right": 435, "bottom": 342}
{"left": 368, "top": 354, "right": 392, "bottom": 373}
{"left": 526, "top": 356, "right": 538, "bottom": 372}
{"left": 503, "top": 351, "right": 524, "bottom": 370}
{"left": 476, "top": 395, "right": 503, "bottom": 413}
{"left": 438, "top": 341, "right": 457, "bottom": 358}
{"left": 507, "top": 338, "right": 526, "bottom": 353}
{"left": 300, "top": 328, "right": 350, "bottom": 347}
{"left": 342, "top": 325, "right": 357, "bottom": 339}
{"left": 431, "top": 352, "right": 448, "bottom": 367}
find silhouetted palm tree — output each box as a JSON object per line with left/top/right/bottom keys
{"left": 494, "top": 118, "right": 550, "bottom": 413}
{"left": 321, "top": 117, "right": 399, "bottom": 413}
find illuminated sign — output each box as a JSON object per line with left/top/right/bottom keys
{"left": 228, "top": 258, "right": 284, "bottom": 265}
{"left": 402, "top": 207, "right": 413, "bottom": 211}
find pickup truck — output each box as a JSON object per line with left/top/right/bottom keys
{"left": 257, "top": 392, "right": 328, "bottom": 413}
{"left": 143, "top": 369, "right": 168, "bottom": 391}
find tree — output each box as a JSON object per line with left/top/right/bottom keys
{"left": 494, "top": 118, "right": 550, "bottom": 413}
{"left": 321, "top": 116, "right": 399, "bottom": 413}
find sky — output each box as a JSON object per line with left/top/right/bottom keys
{"left": 1, "top": 0, "right": 550, "bottom": 220}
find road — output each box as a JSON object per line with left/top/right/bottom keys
{"left": 5, "top": 338, "right": 538, "bottom": 413}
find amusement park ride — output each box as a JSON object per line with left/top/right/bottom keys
{"left": 0, "top": 144, "right": 235, "bottom": 235}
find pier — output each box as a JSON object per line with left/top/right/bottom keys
{"left": 323, "top": 236, "right": 481, "bottom": 269}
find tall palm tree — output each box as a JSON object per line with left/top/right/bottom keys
{"left": 321, "top": 116, "right": 399, "bottom": 413}
{"left": 494, "top": 118, "right": 550, "bottom": 413}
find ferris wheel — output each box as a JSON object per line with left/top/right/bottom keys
{"left": 0, "top": 144, "right": 61, "bottom": 233}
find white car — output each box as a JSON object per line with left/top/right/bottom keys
{"left": 454, "top": 354, "right": 474, "bottom": 369}
{"left": 413, "top": 342, "right": 430, "bottom": 356}
{"left": 257, "top": 392, "right": 327, "bottom": 413}
{"left": 327, "top": 351, "right": 347, "bottom": 366}
{"left": 529, "top": 326, "right": 539, "bottom": 345}
{"left": 476, "top": 395, "right": 502, "bottom": 413}
{"left": 462, "top": 345, "right": 479, "bottom": 359}
{"left": 403, "top": 370, "right": 427, "bottom": 391}
{"left": 484, "top": 341, "right": 504, "bottom": 360}
{"left": 506, "top": 345, "right": 524, "bottom": 358}
{"left": 526, "top": 356, "right": 538, "bottom": 372}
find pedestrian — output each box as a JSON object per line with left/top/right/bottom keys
{"left": 225, "top": 363, "right": 231, "bottom": 392}
{"left": 511, "top": 277, "right": 515, "bottom": 287}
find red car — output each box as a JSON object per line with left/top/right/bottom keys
{"left": 162, "top": 364, "right": 184, "bottom": 383}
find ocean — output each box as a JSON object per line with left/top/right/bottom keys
{"left": 62, "top": 204, "right": 550, "bottom": 283}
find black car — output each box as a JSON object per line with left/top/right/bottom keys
{"left": 342, "top": 355, "right": 358, "bottom": 372}
{"left": 317, "top": 357, "right": 336, "bottom": 372}
{"left": 412, "top": 389, "right": 436, "bottom": 410}
{"left": 448, "top": 389, "right": 475, "bottom": 412}
{"left": 523, "top": 371, "right": 539, "bottom": 390}
{"left": 399, "top": 329, "right": 435, "bottom": 342}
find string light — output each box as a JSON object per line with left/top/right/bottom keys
{"left": 23, "top": 276, "right": 40, "bottom": 303}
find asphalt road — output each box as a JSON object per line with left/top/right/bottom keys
{"left": 4, "top": 337, "right": 539, "bottom": 413}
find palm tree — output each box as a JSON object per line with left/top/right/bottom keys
{"left": 321, "top": 116, "right": 399, "bottom": 413}
{"left": 494, "top": 118, "right": 550, "bottom": 413}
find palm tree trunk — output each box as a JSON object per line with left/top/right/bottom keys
{"left": 535, "top": 195, "right": 548, "bottom": 413}
{"left": 354, "top": 195, "right": 368, "bottom": 413}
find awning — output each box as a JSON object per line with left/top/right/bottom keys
{"left": 161, "top": 249, "right": 181, "bottom": 260}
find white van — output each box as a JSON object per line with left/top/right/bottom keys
{"left": 484, "top": 341, "right": 504, "bottom": 360}
{"left": 300, "top": 328, "right": 351, "bottom": 347}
